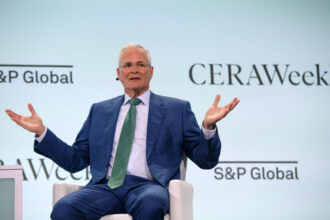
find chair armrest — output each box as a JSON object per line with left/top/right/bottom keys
{"left": 53, "top": 182, "right": 83, "bottom": 206}
{"left": 168, "top": 179, "right": 194, "bottom": 220}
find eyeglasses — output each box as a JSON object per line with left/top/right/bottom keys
{"left": 119, "top": 62, "right": 150, "bottom": 70}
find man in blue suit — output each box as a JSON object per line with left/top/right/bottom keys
{"left": 6, "top": 43, "right": 239, "bottom": 220}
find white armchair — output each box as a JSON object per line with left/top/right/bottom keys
{"left": 53, "top": 157, "right": 194, "bottom": 220}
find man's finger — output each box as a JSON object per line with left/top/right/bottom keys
{"left": 212, "top": 94, "right": 221, "bottom": 107}
{"left": 230, "top": 98, "right": 240, "bottom": 110}
{"left": 28, "top": 103, "right": 37, "bottom": 115}
{"left": 223, "top": 100, "right": 234, "bottom": 110}
{"left": 8, "top": 114, "right": 20, "bottom": 123}
{"left": 6, "top": 110, "right": 22, "bottom": 120}
{"left": 5, "top": 109, "right": 11, "bottom": 117}
{"left": 6, "top": 111, "right": 16, "bottom": 122}
{"left": 6, "top": 110, "right": 17, "bottom": 119}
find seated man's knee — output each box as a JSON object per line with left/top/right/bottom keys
{"left": 133, "top": 188, "right": 169, "bottom": 218}
{"left": 51, "top": 198, "right": 78, "bottom": 220}
{"left": 141, "top": 194, "right": 168, "bottom": 213}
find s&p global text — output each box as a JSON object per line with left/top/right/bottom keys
{"left": 214, "top": 166, "right": 299, "bottom": 181}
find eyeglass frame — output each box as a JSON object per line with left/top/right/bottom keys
{"left": 119, "top": 61, "right": 151, "bottom": 70}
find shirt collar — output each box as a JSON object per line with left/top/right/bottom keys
{"left": 123, "top": 90, "right": 150, "bottom": 106}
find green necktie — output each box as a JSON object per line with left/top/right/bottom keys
{"left": 107, "top": 97, "right": 141, "bottom": 189}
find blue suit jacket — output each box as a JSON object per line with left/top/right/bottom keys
{"left": 34, "top": 92, "right": 221, "bottom": 187}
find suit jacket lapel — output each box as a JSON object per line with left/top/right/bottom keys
{"left": 104, "top": 95, "right": 124, "bottom": 161}
{"left": 146, "top": 92, "right": 166, "bottom": 160}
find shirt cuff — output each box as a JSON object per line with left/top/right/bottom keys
{"left": 201, "top": 125, "right": 216, "bottom": 140}
{"left": 35, "top": 127, "right": 47, "bottom": 143}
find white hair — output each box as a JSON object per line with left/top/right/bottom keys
{"left": 118, "top": 43, "right": 152, "bottom": 66}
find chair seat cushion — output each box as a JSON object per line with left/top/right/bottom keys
{"left": 99, "top": 213, "right": 169, "bottom": 220}
{"left": 99, "top": 214, "right": 131, "bottom": 220}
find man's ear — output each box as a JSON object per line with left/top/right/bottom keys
{"left": 150, "top": 66, "right": 154, "bottom": 78}
{"left": 116, "top": 68, "right": 121, "bottom": 81}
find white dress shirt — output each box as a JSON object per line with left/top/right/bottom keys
{"left": 107, "top": 90, "right": 153, "bottom": 179}
{"left": 36, "top": 90, "right": 216, "bottom": 180}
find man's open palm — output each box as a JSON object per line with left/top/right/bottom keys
{"left": 204, "top": 94, "right": 240, "bottom": 130}
{"left": 6, "top": 104, "right": 45, "bottom": 136}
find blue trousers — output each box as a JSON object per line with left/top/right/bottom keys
{"left": 51, "top": 175, "right": 169, "bottom": 220}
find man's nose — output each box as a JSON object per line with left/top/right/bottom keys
{"left": 130, "top": 66, "right": 139, "bottom": 73}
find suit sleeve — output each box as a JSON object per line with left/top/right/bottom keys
{"left": 182, "top": 102, "right": 221, "bottom": 169}
{"left": 33, "top": 104, "right": 94, "bottom": 173}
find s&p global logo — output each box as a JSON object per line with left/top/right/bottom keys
{"left": 0, "top": 64, "right": 74, "bottom": 84}
{"left": 214, "top": 160, "right": 299, "bottom": 181}
{"left": 189, "top": 63, "right": 329, "bottom": 86}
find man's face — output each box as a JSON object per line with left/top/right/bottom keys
{"left": 117, "top": 47, "right": 153, "bottom": 97}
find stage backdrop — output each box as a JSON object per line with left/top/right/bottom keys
{"left": 1, "top": 1, "right": 329, "bottom": 219}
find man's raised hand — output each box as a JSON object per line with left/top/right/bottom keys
{"left": 203, "top": 94, "right": 240, "bottom": 130}
{"left": 5, "top": 104, "right": 45, "bottom": 136}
